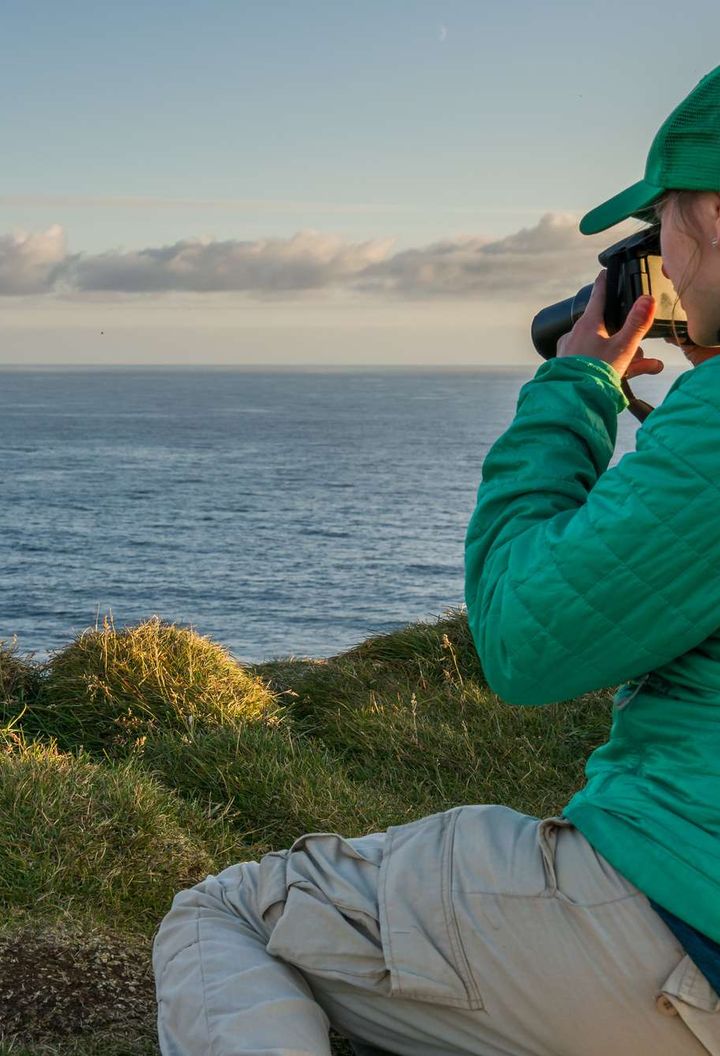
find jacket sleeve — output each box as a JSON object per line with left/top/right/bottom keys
{"left": 464, "top": 354, "right": 720, "bottom": 706}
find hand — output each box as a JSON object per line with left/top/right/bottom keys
{"left": 556, "top": 270, "right": 664, "bottom": 380}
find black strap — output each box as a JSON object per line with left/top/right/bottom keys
{"left": 621, "top": 377, "right": 655, "bottom": 423}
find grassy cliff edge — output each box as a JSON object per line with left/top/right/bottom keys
{"left": 0, "top": 610, "right": 615, "bottom": 1055}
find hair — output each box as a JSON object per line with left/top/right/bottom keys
{"left": 651, "top": 189, "right": 706, "bottom": 345}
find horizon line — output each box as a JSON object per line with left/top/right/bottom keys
{"left": 0, "top": 362, "right": 544, "bottom": 372}
{"left": 0, "top": 362, "right": 688, "bottom": 373}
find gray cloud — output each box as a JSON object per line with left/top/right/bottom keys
{"left": 57, "top": 231, "right": 395, "bottom": 296}
{"left": 2, "top": 213, "right": 641, "bottom": 300}
{"left": 354, "top": 213, "right": 633, "bottom": 301}
{"left": 0, "top": 224, "right": 67, "bottom": 294}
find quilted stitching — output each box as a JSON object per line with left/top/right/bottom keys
{"left": 467, "top": 359, "right": 720, "bottom": 706}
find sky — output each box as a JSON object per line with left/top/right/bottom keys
{"left": 1, "top": 0, "right": 719, "bottom": 366}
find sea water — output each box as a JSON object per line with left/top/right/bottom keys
{"left": 0, "top": 365, "right": 684, "bottom": 664}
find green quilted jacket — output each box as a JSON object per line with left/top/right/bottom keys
{"left": 464, "top": 353, "right": 720, "bottom": 942}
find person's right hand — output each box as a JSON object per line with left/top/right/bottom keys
{"left": 663, "top": 333, "right": 720, "bottom": 367}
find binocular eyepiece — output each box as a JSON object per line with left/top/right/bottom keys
{"left": 531, "top": 224, "right": 688, "bottom": 423}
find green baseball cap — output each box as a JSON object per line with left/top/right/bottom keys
{"left": 579, "top": 65, "right": 720, "bottom": 235}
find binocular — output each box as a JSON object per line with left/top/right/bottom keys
{"left": 531, "top": 224, "right": 689, "bottom": 423}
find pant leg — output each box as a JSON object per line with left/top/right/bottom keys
{"left": 152, "top": 807, "right": 715, "bottom": 1056}
{"left": 152, "top": 856, "right": 335, "bottom": 1055}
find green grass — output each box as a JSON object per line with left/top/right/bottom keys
{"left": 0, "top": 609, "right": 615, "bottom": 1054}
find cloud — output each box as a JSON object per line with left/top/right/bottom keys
{"left": 57, "top": 231, "right": 396, "bottom": 296}
{"left": 354, "top": 212, "right": 619, "bottom": 300}
{"left": 0, "top": 225, "right": 67, "bottom": 294}
{"left": 2, "top": 213, "right": 642, "bottom": 301}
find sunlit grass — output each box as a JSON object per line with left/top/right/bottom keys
{"left": 11, "top": 615, "right": 278, "bottom": 756}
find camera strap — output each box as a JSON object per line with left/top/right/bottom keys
{"left": 620, "top": 378, "right": 654, "bottom": 424}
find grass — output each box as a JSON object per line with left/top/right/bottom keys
{"left": 0, "top": 609, "right": 616, "bottom": 1054}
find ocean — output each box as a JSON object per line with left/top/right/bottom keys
{"left": 0, "top": 365, "right": 685, "bottom": 664}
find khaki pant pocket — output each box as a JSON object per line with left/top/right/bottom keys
{"left": 537, "top": 815, "right": 646, "bottom": 907}
{"left": 260, "top": 831, "right": 391, "bottom": 993}
{"left": 378, "top": 807, "right": 484, "bottom": 1011}
{"left": 658, "top": 953, "right": 720, "bottom": 1055}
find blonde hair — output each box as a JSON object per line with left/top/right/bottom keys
{"left": 652, "top": 189, "right": 705, "bottom": 345}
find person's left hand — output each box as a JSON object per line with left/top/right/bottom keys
{"left": 556, "top": 269, "right": 665, "bottom": 380}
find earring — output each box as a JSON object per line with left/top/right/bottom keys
{"left": 713, "top": 238, "right": 719, "bottom": 247}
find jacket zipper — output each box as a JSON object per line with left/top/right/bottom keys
{"left": 614, "top": 673, "right": 651, "bottom": 710}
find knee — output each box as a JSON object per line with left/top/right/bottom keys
{"left": 152, "top": 861, "right": 264, "bottom": 982}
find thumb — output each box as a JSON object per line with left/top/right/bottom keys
{"left": 615, "top": 294, "right": 656, "bottom": 361}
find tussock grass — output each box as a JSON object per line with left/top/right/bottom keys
{"left": 256, "top": 606, "right": 611, "bottom": 820}
{"left": 0, "top": 608, "right": 617, "bottom": 1055}
{"left": 137, "top": 721, "right": 417, "bottom": 852}
{"left": 27, "top": 616, "right": 277, "bottom": 756}
{"left": 0, "top": 727, "right": 226, "bottom": 937}
{"left": 0, "top": 640, "right": 41, "bottom": 716}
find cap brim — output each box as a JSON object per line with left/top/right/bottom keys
{"left": 579, "top": 180, "right": 666, "bottom": 235}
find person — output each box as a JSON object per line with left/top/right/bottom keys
{"left": 151, "top": 66, "right": 720, "bottom": 1056}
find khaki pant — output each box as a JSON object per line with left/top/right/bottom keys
{"left": 152, "top": 805, "right": 720, "bottom": 1055}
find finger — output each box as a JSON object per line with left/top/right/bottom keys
{"left": 626, "top": 360, "right": 664, "bottom": 379}
{"left": 626, "top": 346, "right": 646, "bottom": 371}
{"left": 582, "top": 270, "right": 607, "bottom": 325}
{"left": 626, "top": 345, "right": 664, "bottom": 373}
{"left": 621, "top": 295, "right": 656, "bottom": 346}
{"left": 610, "top": 297, "right": 655, "bottom": 376}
